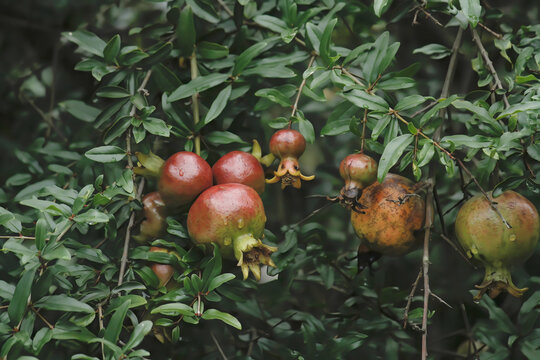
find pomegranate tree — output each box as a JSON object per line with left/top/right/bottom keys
{"left": 329, "top": 153, "right": 378, "bottom": 212}
{"left": 266, "top": 129, "right": 314, "bottom": 189}
{"left": 187, "top": 183, "right": 276, "bottom": 280}
{"left": 455, "top": 191, "right": 540, "bottom": 300}
{"left": 212, "top": 151, "right": 265, "bottom": 194}
{"left": 351, "top": 173, "right": 425, "bottom": 256}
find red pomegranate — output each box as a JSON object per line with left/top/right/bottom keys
{"left": 455, "top": 190, "right": 540, "bottom": 300}
{"left": 158, "top": 152, "right": 213, "bottom": 210}
{"left": 149, "top": 247, "right": 175, "bottom": 287}
{"left": 187, "top": 183, "right": 276, "bottom": 280}
{"left": 266, "top": 129, "right": 314, "bottom": 189}
{"left": 212, "top": 151, "right": 265, "bottom": 194}
{"left": 134, "top": 192, "right": 168, "bottom": 243}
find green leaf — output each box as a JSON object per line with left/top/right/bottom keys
{"left": 85, "top": 146, "right": 126, "bottom": 163}
{"left": 459, "top": 0, "right": 482, "bottom": 27}
{"left": 35, "top": 295, "right": 94, "bottom": 313}
{"left": 207, "top": 273, "right": 235, "bottom": 292}
{"left": 440, "top": 135, "right": 492, "bottom": 149}
{"left": 176, "top": 6, "right": 196, "bottom": 57}
{"left": 255, "top": 88, "right": 292, "bottom": 107}
{"left": 492, "top": 176, "right": 525, "bottom": 197}
{"left": 186, "top": 0, "right": 219, "bottom": 24}
{"left": 253, "top": 15, "right": 288, "bottom": 33}
{"left": 122, "top": 320, "right": 152, "bottom": 352}
{"left": 8, "top": 268, "right": 36, "bottom": 325}
{"left": 143, "top": 117, "right": 170, "bottom": 137}
{"left": 169, "top": 73, "right": 230, "bottom": 102}
{"left": 198, "top": 41, "right": 228, "bottom": 59}
{"left": 452, "top": 100, "right": 502, "bottom": 133}
{"left": 479, "top": 296, "right": 518, "bottom": 334}
{"left": 298, "top": 116, "right": 315, "bottom": 144}
{"left": 419, "top": 95, "right": 459, "bottom": 126}
{"left": 62, "top": 30, "right": 106, "bottom": 57}
{"left": 496, "top": 101, "right": 540, "bottom": 119}
{"left": 59, "top": 100, "right": 100, "bottom": 122}
{"left": 319, "top": 18, "right": 337, "bottom": 65}
{"left": 42, "top": 244, "right": 71, "bottom": 261}
{"left": 364, "top": 32, "right": 389, "bottom": 83}
{"left": 35, "top": 218, "right": 48, "bottom": 251}
{"left": 374, "top": 0, "right": 393, "bottom": 17}
{"left": 202, "top": 309, "right": 242, "bottom": 330}
{"left": 412, "top": 44, "right": 451, "bottom": 59}
{"left": 104, "top": 299, "right": 131, "bottom": 348}
{"left": 527, "top": 143, "right": 540, "bottom": 162}
{"left": 342, "top": 90, "right": 389, "bottom": 112}
{"left": 96, "top": 86, "right": 130, "bottom": 99}
{"left": 103, "top": 35, "right": 120, "bottom": 64}
{"left": 395, "top": 95, "right": 426, "bottom": 111}
{"left": 205, "top": 131, "right": 246, "bottom": 145}
{"left": 377, "top": 134, "right": 414, "bottom": 182}
{"left": 6, "top": 173, "right": 32, "bottom": 187}
{"left": 202, "top": 85, "right": 232, "bottom": 126}
{"left": 151, "top": 303, "right": 195, "bottom": 316}
{"left": 73, "top": 209, "right": 110, "bottom": 224}
{"left": 233, "top": 42, "right": 268, "bottom": 76}
{"left": 0, "top": 280, "right": 15, "bottom": 300}
{"left": 0, "top": 207, "right": 22, "bottom": 233}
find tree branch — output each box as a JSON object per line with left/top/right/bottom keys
{"left": 191, "top": 50, "right": 201, "bottom": 156}
{"left": 290, "top": 54, "right": 317, "bottom": 125}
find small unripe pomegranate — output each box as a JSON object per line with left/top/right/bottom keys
{"left": 455, "top": 191, "right": 540, "bottom": 300}
{"left": 134, "top": 192, "right": 168, "bottom": 243}
{"left": 158, "top": 152, "right": 213, "bottom": 210}
{"left": 212, "top": 151, "right": 265, "bottom": 194}
{"left": 150, "top": 247, "right": 175, "bottom": 287}
{"left": 266, "top": 129, "right": 314, "bottom": 189}
{"left": 351, "top": 174, "right": 425, "bottom": 256}
{"left": 330, "top": 153, "right": 378, "bottom": 212}
{"left": 187, "top": 183, "right": 276, "bottom": 280}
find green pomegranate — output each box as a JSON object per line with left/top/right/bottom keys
{"left": 187, "top": 183, "right": 277, "bottom": 280}
{"left": 455, "top": 190, "right": 540, "bottom": 300}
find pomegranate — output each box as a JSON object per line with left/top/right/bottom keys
{"left": 266, "top": 129, "right": 314, "bottom": 189}
{"left": 351, "top": 174, "right": 425, "bottom": 256}
{"left": 329, "top": 153, "right": 378, "bottom": 212}
{"left": 187, "top": 183, "right": 276, "bottom": 280}
{"left": 455, "top": 191, "right": 540, "bottom": 300}
{"left": 134, "top": 192, "right": 168, "bottom": 243}
{"left": 150, "top": 247, "right": 175, "bottom": 287}
{"left": 212, "top": 151, "right": 265, "bottom": 194}
{"left": 158, "top": 152, "right": 213, "bottom": 210}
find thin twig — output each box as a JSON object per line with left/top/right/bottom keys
{"left": 31, "top": 306, "right": 54, "bottom": 329}
{"left": 55, "top": 222, "right": 73, "bottom": 242}
{"left": 439, "top": 233, "right": 474, "bottom": 267}
{"left": 22, "top": 93, "right": 67, "bottom": 142}
{"left": 289, "top": 54, "right": 317, "bottom": 125}
{"left": 340, "top": 67, "right": 366, "bottom": 87}
{"left": 98, "top": 304, "right": 105, "bottom": 360}
{"left": 211, "top": 332, "right": 228, "bottom": 360}
{"left": 478, "top": 22, "right": 503, "bottom": 39}
{"left": 403, "top": 268, "right": 422, "bottom": 328}
{"left": 460, "top": 303, "right": 478, "bottom": 356}
{"left": 292, "top": 202, "right": 334, "bottom": 227}
{"left": 416, "top": 5, "right": 443, "bottom": 27}
{"left": 421, "top": 181, "right": 434, "bottom": 360}
{"left": 410, "top": 101, "right": 438, "bottom": 118}
{"left": 360, "top": 108, "right": 368, "bottom": 152}
{"left": 430, "top": 292, "right": 452, "bottom": 309}
{"left": 216, "top": 0, "right": 234, "bottom": 17}
{"left": 471, "top": 28, "right": 510, "bottom": 108}
{"left": 0, "top": 235, "right": 35, "bottom": 239}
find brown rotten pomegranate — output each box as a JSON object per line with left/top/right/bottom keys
{"left": 455, "top": 191, "right": 539, "bottom": 300}
{"left": 351, "top": 174, "right": 425, "bottom": 256}
{"left": 266, "top": 129, "right": 314, "bottom": 189}
{"left": 212, "top": 151, "right": 265, "bottom": 194}
{"left": 150, "top": 247, "right": 175, "bottom": 287}
{"left": 134, "top": 192, "right": 168, "bottom": 243}
{"left": 187, "top": 183, "right": 276, "bottom": 280}
{"left": 329, "top": 153, "right": 378, "bottom": 213}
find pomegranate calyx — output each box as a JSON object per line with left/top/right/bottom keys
{"left": 265, "top": 157, "right": 314, "bottom": 189}
{"left": 134, "top": 151, "right": 165, "bottom": 178}
{"left": 251, "top": 139, "right": 276, "bottom": 167}
{"left": 473, "top": 265, "right": 528, "bottom": 301}
{"left": 233, "top": 234, "right": 277, "bottom": 280}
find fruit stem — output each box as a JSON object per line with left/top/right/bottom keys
{"left": 360, "top": 108, "right": 367, "bottom": 153}
{"left": 190, "top": 49, "right": 201, "bottom": 156}
{"left": 289, "top": 54, "right": 317, "bottom": 128}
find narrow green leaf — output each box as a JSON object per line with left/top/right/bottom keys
{"left": 207, "top": 273, "right": 235, "bottom": 292}
{"left": 122, "top": 320, "right": 152, "bottom": 352}
{"left": 59, "top": 100, "right": 100, "bottom": 122}
{"left": 96, "top": 86, "right": 130, "bottom": 99}
{"left": 205, "top": 131, "right": 246, "bottom": 145}
{"left": 35, "top": 218, "right": 48, "bottom": 251}
{"left": 35, "top": 295, "right": 94, "bottom": 313}
{"left": 377, "top": 134, "right": 414, "bottom": 182}
{"left": 8, "top": 268, "right": 36, "bottom": 325}
{"left": 233, "top": 42, "right": 268, "bottom": 76}
{"left": 395, "top": 95, "right": 426, "bottom": 112}
{"left": 319, "top": 19, "right": 337, "bottom": 65}
{"left": 374, "top": 0, "right": 393, "bottom": 17}
{"left": 202, "top": 85, "right": 232, "bottom": 126}
{"left": 104, "top": 299, "right": 131, "bottom": 348}
{"left": 143, "top": 117, "right": 170, "bottom": 137}
{"left": 169, "top": 73, "right": 230, "bottom": 102}
{"left": 198, "top": 41, "right": 229, "bottom": 59}
{"left": 342, "top": 90, "right": 389, "bottom": 112}
{"left": 255, "top": 88, "right": 292, "bottom": 107}
{"left": 459, "top": 0, "right": 482, "bottom": 27}
{"left": 202, "top": 309, "right": 242, "bottom": 330}
{"left": 151, "top": 303, "right": 195, "bottom": 316}
{"left": 62, "top": 30, "right": 106, "bottom": 57}
{"left": 176, "top": 6, "right": 196, "bottom": 57}
{"left": 85, "top": 146, "right": 126, "bottom": 163}
{"left": 103, "top": 35, "right": 121, "bottom": 64}
{"left": 73, "top": 209, "right": 110, "bottom": 224}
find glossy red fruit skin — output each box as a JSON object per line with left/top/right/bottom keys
{"left": 158, "top": 152, "right": 213, "bottom": 210}
{"left": 339, "top": 153, "right": 378, "bottom": 193}
{"left": 138, "top": 192, "right": 168, "bottom": 242}
{"left": 149, "top": 247, "right": 175, "bottom": 287}
{"left": 212, "top": 151, "right": 265, "bottom": 195}
{"left": 187, "top": 183, "right": 276, "bottom": 280}
{"left": 269, "top": 129, "right": 306, "bottom": 158}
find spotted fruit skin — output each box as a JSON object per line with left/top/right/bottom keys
{"left": 136, "top": 192, "right": 168, "bottom": 243}
{"left": 158, "top": 152, "right": 213, "bottom": 210}
{"left": 187, "top": 183, "right": 276, "bottom": 280}
{"left": 212, "top": 151, "right": 265, "bottom": 194}
{"left": 266, "top": 129, "right": 314, "bottom": 189}
{"left": 150, "top": 247, "right": 175, "bottom": 287}
{"left": 351, "top": 174, "right": 425, "bottom": 256}
{"left": 455, "top": 190, "right": 540, "bottom": 300}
